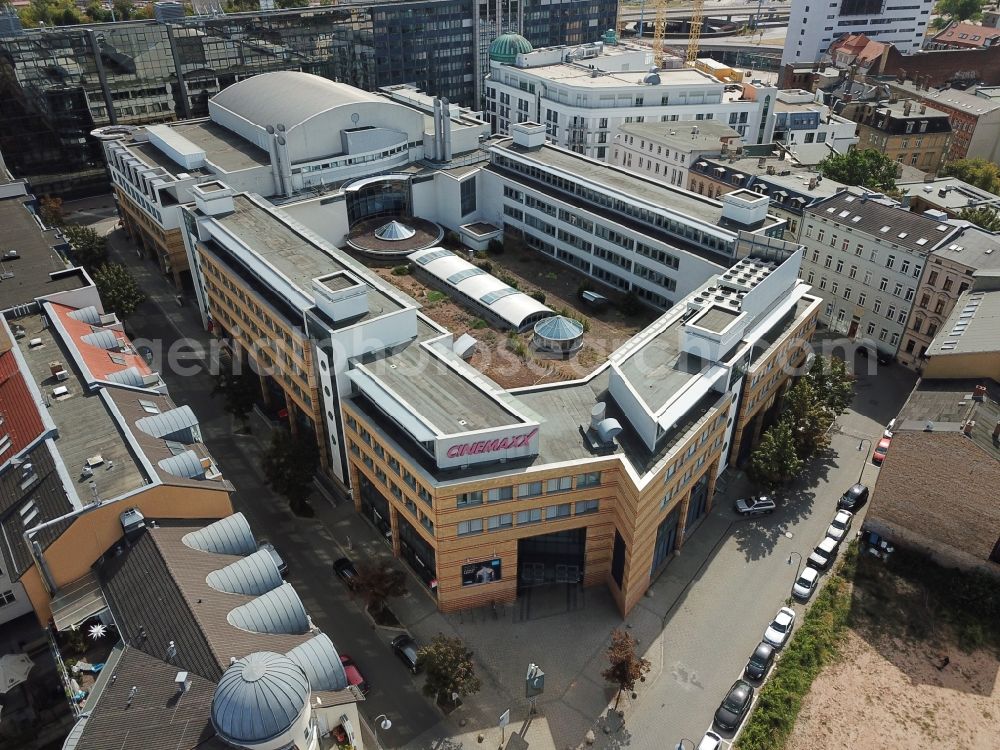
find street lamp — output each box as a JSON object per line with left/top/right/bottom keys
{"left": 787, "top": 551, "right": 802, "bottom": 582}
{"left": 675, "top": 739, "right": 696, "bottom": 750}
{"left": 856, "top": 438, "right": 872, "bottom": 484}
{"left": 373, "top": 714, "right": 392, "bottom": 747}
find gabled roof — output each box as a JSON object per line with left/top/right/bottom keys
{"left": 0, "top": 346, "right": 45, "bottom": 464}
{"left": 933, "top": 21, "right": 1000, "bottom": 48}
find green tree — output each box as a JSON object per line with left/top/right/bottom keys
{"left": 355, "top": 560, "right": 407, "bottom": 614}
{"left": 958, "top": 206, "right": 1000, "bottom": 231}
{"left": 211, "top": 363, "right": 259, "bottom": 431}
{"left": 806, "top": 356, "right": 854, "bottom": 415}
{"left": 93, "top": 263, "right": 146, "bottom": 320}
{"left": 933, "top": 0, "right": 985, "bottom": 24}
{"left": 817, "top": 149, "right": 898, "bottom": 193}
{"left": 111, "top": 0, "right": 135, "bottom": 19}
{"left": 416, "top": 635, "right": 482, "bottom": 707}
{"left": 941, "top": 158, "right": 1000, "bottom": 195}
{"left": 781, "top": 378, "right": 834, "bottom": 459}
{"left": 601, "top": 628, "right": 651, "bottom": 712}
{"left": 749, "top": 420, "right": 804, "bottom": 490}
{"left": 275, "top": 0, "right": 309, "bottom": 7}
{"left": 262, "top": 428, "right": 319, "bottom": 516}
{"left": 63, "top": 225, "right": 108, "bottom": 272}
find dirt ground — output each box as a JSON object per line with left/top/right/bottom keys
{"left": 371, "top": 249, "right": 657, "bottom": 389}
{"left": 788, "top": 628, "right": 1000, "bottom": 750}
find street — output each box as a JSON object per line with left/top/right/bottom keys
{"left": 71, "top": 199, "right": 917, "bottom": 750}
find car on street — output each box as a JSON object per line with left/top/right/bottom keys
{"left": 339, "top": 654, "right": 370, "bottom": 695}
{"left": 792, "top": 566, "right": 820, "bottom": 601}
{"left": 713, "top": 679, "right": 755, "bottom": 731}
{"left": 258, "top": 541, "right": 288, "bottom": 577}
{"left": 333, "top": 557, "right": 360, "bottom": 590}
{"left": 744, "top": 641, "right": 775, "bottom": 681}
{"left": 825, "top": 509, "right": 854, "bottom": 542}
{"left": 763, "top": 606, "right": 796, "bottom": 647}
{"left": 390, "top": 634, "right": 421, "bottom": 674}
{"left": 734, "top": 495, "right": 776, "bottom": 517}
{"left": 696, "top": 730, "right": 724, "bottom": 750}
{"left": 872, "top": 436, "right": 891, "bottom": 465}
{"left": 807, "top": 536, "right": 840, "bottom": 570}
{"left": 838, "top": 483, "right": 869, "bottom": 511}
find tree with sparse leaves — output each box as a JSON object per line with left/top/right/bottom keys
{"left": 355, "top": 560, "right": 407, "bottom": 614}
{"left": 262, "top": 428, "right": 318, "bottom": 516}
{"left": 416, "top": 635, "right": 481, "bottom": 707}
{"left": 63, "top": 225, "right": 108, "bottom": 272}
{"left": 601, "top": 628, "right": 651, "bottom": 712}
{"left": 958, "top": 206, "right": 1000, "bottom": 232}
{"left": 39, "top": 196, "right": 65, "bottom": 227}
{"left": 941, "top": 158, "right": 1000, "bottom": 195}
{"left": 781, "top": 378, "right": 834, "bottom": 459}
{"left": 806, "top": 356, "right": 854, "bottom": 415}
{"left": 211, "top": 362, "right": 259, "bottom": 431}
{"left": 93, "top": 263, "right": 146, "bottom": 320}
{"left": 749, "top": 420, "right": 804, "bottom": 490}
{"left": 817, "top": 149, "right": 898, "bottom": 193}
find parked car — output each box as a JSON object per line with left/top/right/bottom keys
{"left": 696, "top": 730, "right": 724, "bottom": 750}
{"left": 763, "top": 606, "right": 796, "bottom": 648}
{"left": 825, "top": 510, "right": 854, "bottom": 542}
{"left": 258, "top": 541, "right": 287, "bottom": 577}
{"left": 339, "top": 654, "right": 370, "bottom": 695}
{"left": 390, "top": 634, "right": 420, "bottom": 674}
{"left": 792, "top": 566, "right": 820, "bottom": 601}
{"left": 713, "top": 679, "right": 755, "bottom": 731}
{"left": 838, "top": 483, "right": 869, "bottom": 511}
{"left": 744, "top": 641, "right": 775, "bottom": 681}
{"left": 734, "top": 495, "right": 776, "bottom": 517}
{"left": 333, "top": 557, "right": 360, "bottom": 590}
{"left": 807, "top": 536, "right": 840, "bottom": 571}
{"left": 872, "top": 436, "right": 891, "bottom": 465}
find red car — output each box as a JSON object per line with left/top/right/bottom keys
{"left": 873, "top": 437, "right": 891, "bottom": 465}
{"left": 340, "top": 654, "right": 370, "bottom": 695}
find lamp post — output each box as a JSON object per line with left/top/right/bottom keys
{"left": 856, "top": 438, "right": 872, "bottom": 485}
{"left": 675, "top": 739, "right": 696, "bottom": 750}
{"left": 787, "top": 551, "right": 802, "bottom": 582}
{"left": 373, "top": 714, "right": 392, "bottom": 748}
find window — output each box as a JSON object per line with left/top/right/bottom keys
{"left": 920, "top": 293, "right": 930, "bottom": 308}
{"left": 928, "top": 271, "right": 938, "bottom": 286}
{"left": 879, "top": 277, "right": 888, "bottom": 291}
{"left": 858, "top": 292, "right": 867, "bottom": 306}
{"left": 457, "top": 491, "right": 483, "bottom": 508}
{"left": 873, "top": 299, "right": 882, "bottom": 314}
{"left": 460, "top": 178, "right": 477, "bottom": 216}
{"left": 831, "top": 281, "right": 839, "bottom": 295}
{"left": 487, "top": 513, "right": 513, "bottom": 531}
{"left": 836, "top": 259, "right": 844, "bottom": 273}
{"left": 890, "top": 332, "right": 900, "bottom": 346}
{"left": 807, "top": 271, "right": 815, "bottom": 284}
{"left": 0, "top": 590, "right": 14, "bottom": 607}
{"left": 855, "top": 243, "right": 864, "bottom": 256}
{"left": 943, "top": 278, "right": 953, "bottom": 292}
{"left": 824, "top": 255, "right": 833, "bottom": 269}
{"left": 926, "top": 322, "right": 938, "bottom": 337}
{"left": 546, "top": 476, "right": 572, "bottom": 493}
{"left": 886, "top": 305, "right": 896, "bottom": 320}
{"left": 879, "top": 328, "right": 888, "bottom": 341}
{"left": 517, "top": 508, "right": 542, "bottom": 525}
{"left": 545, "top": 503, "right": 572, "bottom": 520}
{"left": 849, "top": 265, "right": 857, "bottom": 279}
{"left": 893, "top": 283, "right": 903, "bottom": 297}
{"left": 867, "top": 321, "right": 876, "bottom": 335}
{"left": 518, "top": 481, "right": 543, "bottom": 498}
{"left": 575, "top": 499, "right": 600, "bottom": 515}
{"left": 900, "top": 260, "right": 910, "bottom": 275}
{"left": 576, "top": 471, "right": 601, "bottom": 488}
{"left": 458, "top": 519, "right": 483, "bottom": 536}
{"left": 863, "top": 270, "right": 872, "bottom": 285}
{"left": 487, "top": 486, "right": 513, "bottom": 503}
{"left": 843, "top": 287, "right": 852, "bottom": 301}
{"left": 817, "top": 229, "right": 825, "bottom": 243}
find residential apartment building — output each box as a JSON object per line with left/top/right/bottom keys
{"left": 781, "top": 0, "right": 933, "bottom": 68}
{"left": 484, "top": 37, "right": 778, "bottom": 159}
{"left": 771, "top": 89, "right": 858, "bottom": 163}
{"left": 798, "top": 190, "right": 961, "bottom": 356}
{"left": 927, "top": 20, "right": 1000, "bottom": 50}
{"left": 841, "top": 98, "right": 952, "bottom": 174}
{"left": 920, "top": 276, "right": 1000, "bottom": 380}
{"left": 897, "top": 227, "right": 1000, "bottom": 369}
{"left": 898, "top": 177, "right": 1000, "bottom": 219}
{"left": 608, "top": 119, "right": 743, "bottom": 188}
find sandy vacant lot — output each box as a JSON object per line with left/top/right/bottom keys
{"left": 788, "top": 628, "right": 1000, "bottom": 750}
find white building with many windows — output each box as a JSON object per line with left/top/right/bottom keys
{"left": 798, "top": 190, "right": 961, "bottom": 356}
{"left": 484, "top": 37, "right": 777, "bottom": 160}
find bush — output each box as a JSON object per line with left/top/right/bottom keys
{"left": 391, "top": 264, "right": 410, "bottom": 276}
{"left": 470, "top": 318, "right": 488, "bottom": 329}
{"left": 528, "top": 290, "right": 546, "bottom": 303}
{"left": 499, "top": 273, "right": 520, "bottom": 290}
{"left": 474, "top": 250, "right": 488, "bottom": 260}
{"left": 487, "top": 239, "right": 504, "bottom": 255}
{"left": 506, "top": 332, "right": 527, "bottom": 358}
{"left": 618, "top": 291, "right": 643, "bottom": 317}
{"left": 426, "top": 290, "right": 447, "bottom": 304}
{"left": 476, "top": 260, "right": 493, "bottom": 272}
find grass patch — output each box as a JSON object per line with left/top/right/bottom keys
{"left": 425, "top": 290, "right": 447, "bottom": 304}
{"left": 736, "top": 544, "right": 855, "bottom": 750}
{"left": 470, "top": 318, "right": 488, "bottom": 329}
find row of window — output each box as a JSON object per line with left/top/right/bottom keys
{"left": 345, "top": 413, "right": 433, "bottom": 505}
{"left": 457, "top": 499, "right": 601, "bottom": 536}
{"left": 456, "top": 472, "right": 600, "bottom": 508}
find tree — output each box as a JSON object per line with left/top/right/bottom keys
{"left": 941, "top": 158, "right": 1000, "bottom": 195}
{"left": 39, "top": 196, "right": 65, "bottom": 227}
{"left": 933, "top": 0, "right": 985, "bottom": 24}
{"left": 262, "top": 428, "right": 319, "bottom": 516}
{"left": 781, "top": 378, "right": 834, "bottom": 459}
{"left": 416, "top": 635, "right": 482, "bottom": 707}
{"left": 601, "top": 629, "right": 651, "bottom": 712}
{"left": 817, "top": 149, "right": 898, "bottom": 193}
{"left": 275, "top": 0, "right": 309, "bottom": 6}
{"left": 958, "top": 206, "right": 1000, "bottom": 232}
{"left": 63, "top": 225, "right": 108, "bottom": 272}
{"left": 93, "top": 263, "right": 146, "bottom": 320}
{"left": 211, "top": 364, "right": 259, "bottom": 431}
{"left": 806, "top": 356, "right": 854, "bottom": 415}
{"left": 749, "top": 420, "right": 804, "bottom": 490}
{"left": 355, "top": 560, "right": 407, "bottom": 614}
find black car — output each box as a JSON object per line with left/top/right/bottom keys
{"left": 744, "top": 642, "right": 775, "bottom": 681}
{"left": 714, "top": 679, "right": 755, "bottom": 731}
{"left": 333, "top": 557, "right": 360, "bottom": 589}
{"left": 391, "top": 634, "right": 420, "bottom": 674}
{"left": 837, "top": 483, "right": 869, "bottom": 511}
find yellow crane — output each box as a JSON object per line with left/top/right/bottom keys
{"left": 651, "top": 0, "right": 705, "bottom": 66}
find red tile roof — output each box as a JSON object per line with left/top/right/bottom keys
{"left": 0, "top": 348, "right": 45, "bottom": 461}
{"left": 933, "top": 21, "right": 1000, "bottom": 49}
{"left": 49, "top": 302, "right": 153, "bottom": 382}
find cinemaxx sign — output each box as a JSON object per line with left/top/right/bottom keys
{"left": 446, "top": 427, "right": 539, "bottom": 459}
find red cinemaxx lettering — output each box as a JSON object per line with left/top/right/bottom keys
{"left": 446, "top": 428, "right": 539, "bottom": 459}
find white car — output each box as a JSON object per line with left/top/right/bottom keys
{"left": 808, "top": 536, "right": 840, "bottom": 570}
{"left": 763, "top": 606, "right": 796, "bottom": 647}
{"left": 826, "top": 510, "right": 854, "bottom": 542}
{"left": 695, "top": 730, "right": 724, "bottom": 750}
{"left": 792, "top": 566, "right": 820, "bottom": 601}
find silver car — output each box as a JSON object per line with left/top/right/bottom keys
{"left": 826, "top": 510, "right": 853, "bottom": 542}
{"left": 807, "top": 536, "right": 839, "bottom": 570}
{"left": 734, "top": 495, "right": 776, "bottom": 517}
{"left": 792, "top": 566, "right": 819, "bottom": 601}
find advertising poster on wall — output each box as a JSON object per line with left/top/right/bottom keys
{"left": 461, "top": 558, "right": 502, "bottom": 586}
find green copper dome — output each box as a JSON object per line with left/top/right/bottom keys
{"left": 489, "top": 33, "right": 533, "bottom": 64}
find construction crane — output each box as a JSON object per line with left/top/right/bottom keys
{"left": 686, "top": 0, "right": 704, "bottom": 64}
{"left": 650, "top": 0, "right": 705, "bottom": 66}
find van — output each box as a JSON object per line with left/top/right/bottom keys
{"left": 807, "top": 536, "right": 839, "bottom": 570}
